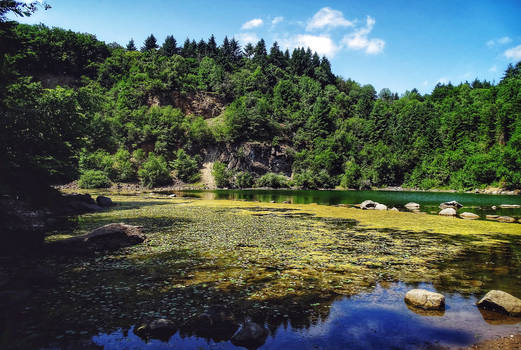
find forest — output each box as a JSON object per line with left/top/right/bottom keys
{"left": 1, "top": 16, "right": 521, "bottom": 195}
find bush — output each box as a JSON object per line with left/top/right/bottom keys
{"left": 340, "top": 161, "right": 360, "bottom": 189}
{"left": 79, "top": 149, "right": 116, "bottom": 179}
{"left": 138, "top": 153, "right": 171, "bottom": 188}
{"left": 235, "top": 171, "right": 253, "bottom": 188}
{"left": 172, "top": 149, "right": 201, "bottom": 183}
{"left": 255, "top": 172, "right": 289, "bottom": 189}
{"left": 78, "top": 170, "right": 111, "bottom": 189}
{"left": 212, "top": 161, "right": 233, "bottom": 188}
{"left": 112, "top": 148, "right": 137, "bottom": 181}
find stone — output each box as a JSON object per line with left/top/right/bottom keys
{"left": 486, "top": 215, "right": 499, "bottom": 220}
{"left": 168, "top": 194, "right": 177, "bottom": 198}
{"left": 460, "top": 212, "right": 480, "bottom": 220}
{"left": 231, "top": 321, "right": 268, "bottom": 348}
{"left": 499, "top": 204, "right": 521, "bottom": 208}
{"left": 390, "top": 207, "right": 399, "bottom": 212}
{"left": 439, "top": 201, "right": 463, "bottom": 209}
{"left": 477, "top": 290, "right": 521, "bottom": 317}
{"left": 52, "top": 223, "right": 145, "bottom": 253}
{"left": 404, "top": 289, "right": 445, "bottom": 310}
{"left": 439, "top": 208, "right": 457, "bottom": 216}
{"left": 405, "top": 202, "right": 420, "bottom": 210}
{"left": 360, "top": 200, "right": 377, "bottom": 210}
{"left": 497, "top": 216, "right": 516, "bottom": 223}
{"left": 491, "top": 205, "right": 497, "bottom": 210}
{"left": 96, "top": 196, "right": 113, "bottom": 207}
{"left": 135, "top": 318, "right": 176, "bottom": 341}
{"left": 375, "top": 203, "right": 387, "bottom": 210}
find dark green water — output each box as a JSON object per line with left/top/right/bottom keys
{"left": 178, "top": 189, "right": 521, "bottom": 220}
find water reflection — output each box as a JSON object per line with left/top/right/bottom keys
{"left": 92, "top": 283, "right": 521, "bottom": 349}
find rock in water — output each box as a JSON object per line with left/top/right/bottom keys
{"left": 477, "top": 290, "right": 521, "bottom": 316}
{"left": 404, "top": 289, "right": 445, "bottom": 310}
{"left": 439, "top": 201, "right": 463, "bottom": 209}
{"left": 360, "top": 200, "right": 377, "bottom": 210}
{"left": 405, "top": 202, "right": 420, "bottom": 210}
{"left": 135, "top": 318, "right": 177, "bottom": 341}
{"left": 460, "top": 212, "right": 479, "bottom": 220}
{"left": 96, "top": 196, "right": 113, "bottom": 207}
{"left": 231, "top": 321, "right": 268, "bottom": 348}
{"left": 439, "top": 208, "right": 457, "bottom": 216}
{"left": 375, "top": 203, "right": 387, "bottom": 210}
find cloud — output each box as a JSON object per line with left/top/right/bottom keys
{"left": 279, "top": 34, "right": 340, "bottom": 57}
{"left": 306, "top": 7, "right": 353, "bottom": 31}
{"left": 234, "top": 32, "right": 259, "bottom": 46}
{"left": 504, "top": 44, "right": 521, "bottom": 61}
{"left": 341, "top": 16, "right": 385, "bottom": 54}
{"left": 487, "top": 36, "right": 512, "bottom": 47}
{"left": 489, "top": 65, "right": 497, "bottom": 73}
{"left": 436, "top": 77, "right": 449, "bottom": 85}
{"left": 241, "top": 18, "right": 263, "bottom": 30}
{"left": 272, "top": 16, "right": 284, "bottom": 26}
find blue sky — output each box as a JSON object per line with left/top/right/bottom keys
{"left": 12, "top": 0, "right": 521, "bottom": 94}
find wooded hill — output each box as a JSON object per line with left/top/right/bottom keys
{"left": 1, "top": 23, "right": 521, "bottom": 194}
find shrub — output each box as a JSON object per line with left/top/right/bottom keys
{"left": 112, "top": 148, "right": 137, "bottom": 181}
{"left": 78, "top": 170, "right": 111, "bottom": 189}
{"left": 172, "top": 149, "right": 201, "bottom": 183}
{"left": 212, "top": 161, "right": 233, "bottom": 188}
{"left": 255, "top": 172, "right": 289, "bottom": 189}
{"left": 235, "top": 171, "right": 253, "bottom": 188}
{"left": 79, "top": 149, "right": 116, "bottom": 179}
{"left": 138, "top": 153, "right": 171, "bottom": 188}
{"left": 340, "top": 161, "right": 360, "bottom": 189}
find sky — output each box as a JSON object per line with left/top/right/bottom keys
{"left": 11, "top": 0, "right": 521, "bottom": 94}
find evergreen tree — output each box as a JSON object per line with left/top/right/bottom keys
{"left": 126, "top": 38, "right": 136, "bottom": 51}
{"left": 253, "top": 39, "right": 267, "bottom": 66}
{"left": 142, "top": 34, "right": 158, "bottom": 51}
{"left": 207, "top": 34, "right": 218, "bottom": 58}
{"left": 269, "top": 41, "right": 285, "bottom": 68}
{"left": 160, "top": 35, "right": 177, "bottom": 56}
{"left": 244, "top": 43, "right": 254, "bottom": 58}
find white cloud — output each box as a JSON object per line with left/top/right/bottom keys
{"left": 279, "top": 34, "right": 340, "bottom": 57}
{"left": 504, "top": 44, "right": 521, "bottom": 61}
{"left": 241, "top": 18, "right": 263, "bottom": 30}
{"left": 272, "top": 16, "right": 284, "bottom": 26}
{"left": 306, "top": 7, "right": 353, "bottom": 31}
{"left": 234, "top": 32, "right": 259, "bottom": 46}
{"left": 487, "top": 36, "right": 512, "bottom": 47}
{"left": 341, "top": 16, "right": 385, "bottom": 55}
{"left": 422, "top": 80, "right": 429, "bottom": 86}
{"left": 489, "top": 65, "right": 497, "bottom": 72}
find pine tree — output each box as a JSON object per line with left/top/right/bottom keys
{"left": 126, "top": 38, "right": 137, "bottom": 51}
{"left": 207, "top": 34, "right": 218, "bottom": 58}
{"left": 244, "top": 43, "right": 254, "bottom": 58}
{"left": 269, "top": 41, "right": 284, "bottom": 68}
{"left": 142, "top": 34, "right": 158, "bottom": 51}
{"left": 160, "top": 35, "right": 177, "bottom": 56}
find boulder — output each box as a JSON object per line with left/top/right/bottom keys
{"left": 168, "top": 194, "right": 177, "bottom": 198}
{"left": 439, "top": 201, "right": 463, "bottom": 209}
{"left": 486, "top": 215, "right": 499, "bottom": 220}
{"left": 498, "top": 216, "right": 516, "bottom": 223}
{"left": 405, "top": 202, "right": 420, "bottom": 210}
{"left": 404, "top": 289, "right": 445, "bottom": 310}
{"left": 499, "top": 204, "right": 521, "bottom": 208}
{"left": 135, "top": 318, "right": 177, "bottom": 341}
{"left": 96, "top": 196, "right": 113, "bottom": 207}
{"left": 231, "top": 321, "right": 268, "bottom": 348}
{"left": 375, "top": 203, "right": 387, "bottom": 210}
{"left": 360, "top": 200, "right": 377, "bottom": 210}
{"left": 52, "top": 223, "right": 145, "bottom": 253}
{"left": 477, "top": 290, "right": 521, "bottom": 316}
{"left": 390, "top": 207, "right": 399, "bottom": 212}
{"left": 439, "top": 208, "right": 457, "bottom": 216}
{"left": 491, "top": 205, "right": 497, "bottom": 210}
{"left": 460, "top": 212, "right": 480, "bottom": 220}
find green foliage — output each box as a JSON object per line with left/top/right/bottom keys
{"left": 172, "top": 149, "right": 201, "bottom": 183}
{"left": 212, "top": 162, "right": 233, "bottom": 188}
{"left": 78, "top": 170, "right": 111, "bottom": 189}
{"left": 235, "top": 171, "right": 253, "bottom": 188}
{"left": 255, "top": 173, "right": 289, "bottom": 189}
{"left": 340, "top": 161, "right": 360, "bottom": 189}
{"left": 138, "top": 153, "right": 171, "bottom": 188}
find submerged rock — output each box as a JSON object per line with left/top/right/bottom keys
{"left": 477, "top": 290, "right": 521, "bottom": 317}
{"left": 96, "top": 195, "right": 113, "bottom": 207}
{"left": 405, "top": 202, "right": 420, "bottom": 210}
{"left": 439, "top": 208, "right": 457, "bottom": 216}
{"left": 439, "top": 201, "right": 463, "bottom": 209}
{"left": 375, "top": 203, "right": 387, "bottom": 210}
{"left": 231, "top": 321, "right": 268, "bottom": 348}
{"left": 460, "top": 212, "right": 479, "bottom": 220}
{"left": 404, "top": 289, "right": 445, "bottom": 310}
{"left": 360, "top": 200, "right": 377, "bottom": 210}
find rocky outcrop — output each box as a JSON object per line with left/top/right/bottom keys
{"left": 51, "top": 223, "right": 145, "bottom": 253}
{"left": 477, "top": 290, "right": 521, "bottom": 316}
{"left": 460, "top": 212, "right": 480, "bottom": 220}
{"left": 231, "top": 321, "right": 268, "bottom": 348}
{"left": 135, "top": 318, "right": 177, "bottom": 341}
{"left": 404, "top": 289, "right": 445, "bottom": 310}
{"left": 439, "top": 201, "right": 463, "bottom": 209}
{"left": 439, "top": 208, "right": 457, "bottom": 216}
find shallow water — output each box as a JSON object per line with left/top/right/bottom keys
{"left": 178, "top": 189, "right": 521, "bottom": 220}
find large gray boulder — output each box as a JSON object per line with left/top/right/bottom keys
{"left": 498, "top": 216, "right": 516, "bottom": 223}
{"left": 439, "top": 201, "right": 463, "bottom": 209}
{"left": 405, "top": 202, "right": 420, "bottom": 210}
{"left": 477, "top": 290, "right": 521, "bottom": 316}
{"left": 360, "top": 200, "right": 377, "bottom": 209}
{"left": 231, "top": 321, "right": 268, "bottom": 348}
{"left": 439, "top": 208, "right": 457, "bottom": 216}
{"left": 375, "top": 203, "right": 388, "bottom": 210}
{"left": 404, "top": 289, "right": 445, "bottom": 310}
{"left": 460, "top": 212, "right": 480, "bottom": 220}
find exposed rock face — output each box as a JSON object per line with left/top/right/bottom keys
{"left": 360, "top": 200, "right": 377, "bottom": 210}
{"left": 477, "top": 290, "right": 521, "bottom": 316}
{"left": 439, "top": 208, "right": 457, "bottom": 216}
{"left": 51, "top": 223, "right": 145, "bottom": 253}
{"left": 151, "top": 91, "right": 227, "bottom": 118}
{"left": 375, "top": 203, "right": 388, "bottom": 210}
{"left": 405, "top": 202, "right": 420, "bottom": 210}
{"left": 404, "top": 289, "right": 445, "bottom": 310}
{"left": 135, "top": 318, "right": 177, "bottom": 341}
{"left": 439, "top": 201, "right": 463, "bottom": 209}
{"left": 460, "top": 212, "right": 480, "bottom": 220}
{"left": 96, "top": 195, "right": 113, "bottom": 207}
{"left": 231, "top": 321, "right": 268, "bottom": 348}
